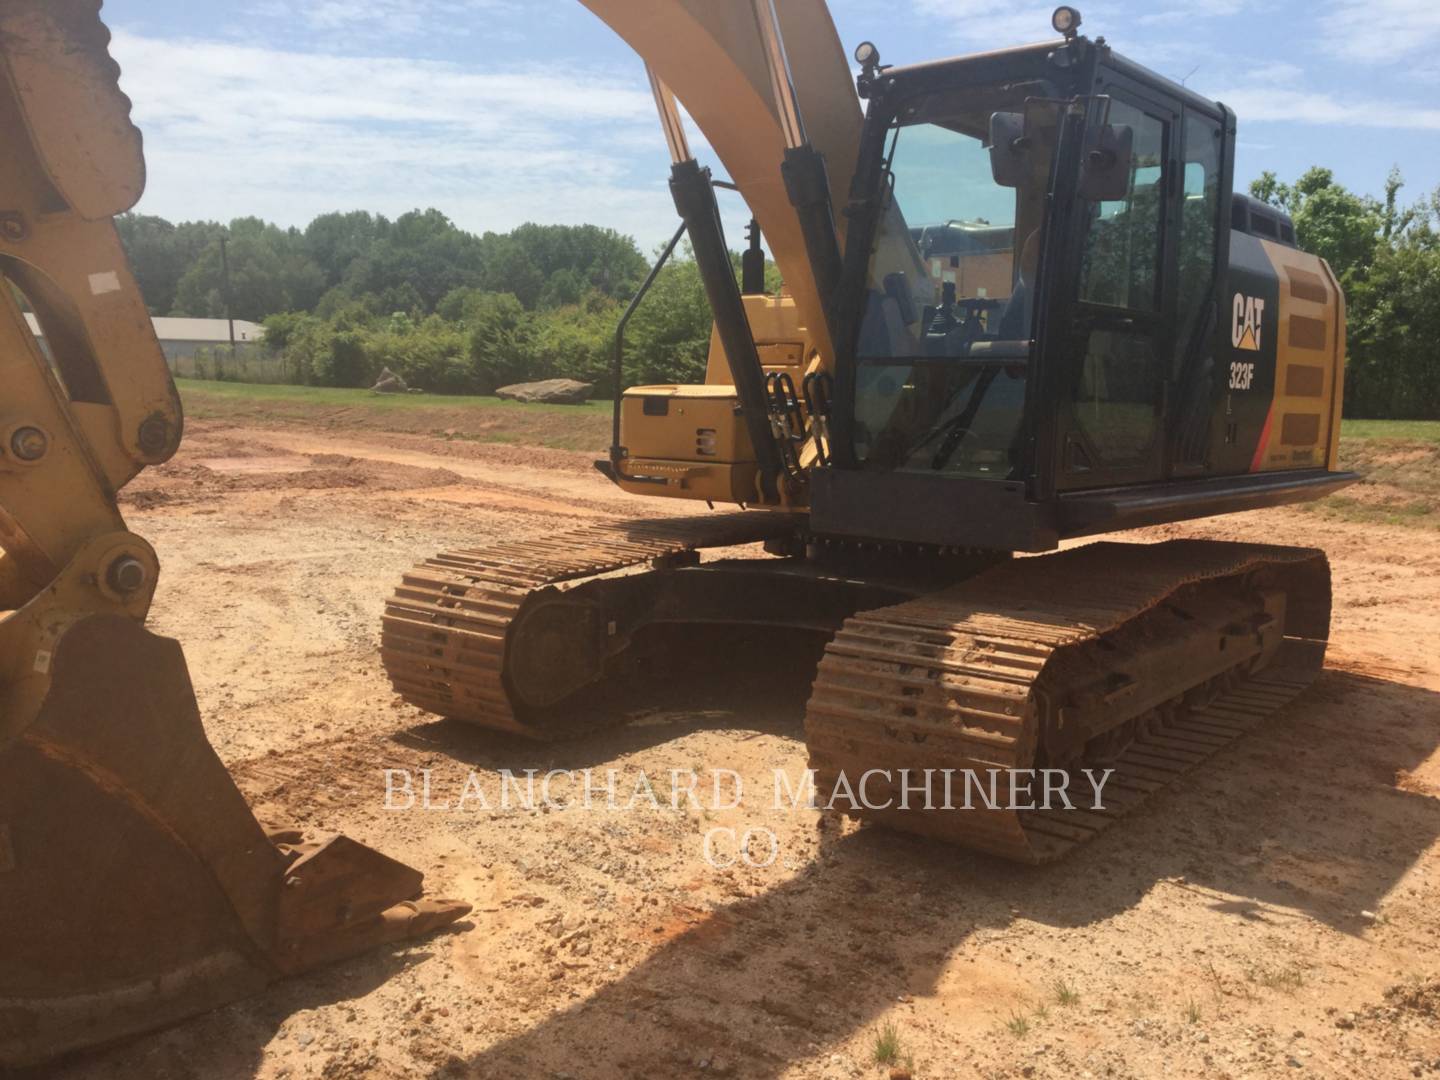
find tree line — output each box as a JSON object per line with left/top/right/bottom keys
{"left": 115, "top": 208, "right": 720, "bottom": 396}
{"left": 1251, "top": 168, "right": 1439, "bottom": 419}
{"left": 114, "top": 168, "right": 1438, "bottom": 416}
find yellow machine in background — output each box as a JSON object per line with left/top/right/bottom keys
{"left": 0, "top": 3, "right": 466, "bottom": 1066}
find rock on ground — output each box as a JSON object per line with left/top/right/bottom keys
{"left": 494, "top": 378, "right": 593, "bottom": 404}
{"left": 370, "top": 366, "right": 408, "bottom": 394}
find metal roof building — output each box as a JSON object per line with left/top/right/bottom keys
{"left": 25, "top": 313, "right": 265, "bottom": 363}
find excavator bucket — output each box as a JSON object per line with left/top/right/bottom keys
{"left": 0, "top": 615, "right": 469, "bottom": 1067}
{"left": 0, "top": 612, "right": 472, "bottom": 1064}
{"left": 0, "top": 2, "right": 469, "bottom": 1066}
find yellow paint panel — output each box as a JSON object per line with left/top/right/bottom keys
{"left": 1253, "top": 240, "right": 1344, "bottom": 472}
{"left": 621, "top": 385, "right": 752, "bottom": 464}
{"left": 615, "top": 458, "right": 761, "bottom": 503}
{"left": 756, "top": 342, "right": 804, "bottom": 366}
{"left": 705, "top": 292, "right": 815, "bottom": 384}
{"left": 1280, "top": 413, "right": 1321, "bottom": 446}
{"left": 1285, "top": 364, "right": 1325, "bottom": 397}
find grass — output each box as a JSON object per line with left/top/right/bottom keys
{"left": 872, "top": 1021, "right": 903, "bottom": 1065}
{"left": 1307, "top": 418, "right": 1440, "bottom": 529}
{"left": 174, "top": 379, "right": 612, "bottom": 414}
{"left": 1339, "top": 419, "right": 1440, "bottom": 443}
{"left": 1004, "top": 1011, "right": 1030, "bottom": 1038}
{"left": 171, "top": 381, "right": 1438, "bottom": 435}
{"left": 174, "top": 378, "right": 613, "bottom": 452}
{"left": 1185, "top": 999, "right": 1203, "bottom": 1024}
{"left": 1249, "top": 964, "right": 1306, "bottom": 994}
{"left": 1052, "top": 977, "right": 1080, "bottom": 1007}
{"left": 1203, "top": 960, "right": 1228, "bottom": 1002}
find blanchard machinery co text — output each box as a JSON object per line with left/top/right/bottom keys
{"left": 382, "top": 766, "right": 1116, "bottom": 814}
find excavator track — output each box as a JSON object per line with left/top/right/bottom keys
{"left": 804, "top": 539, "right": 1332, "bottom": 863}
{"left": 387, "top": 524, "right": 1331, "bottom": 862}
{"left": 382, "top": 513, "right": 801, "bottom": 736}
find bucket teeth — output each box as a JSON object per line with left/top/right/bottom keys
{"left": 271, "top": 833, "right": 471, "bottom": 974}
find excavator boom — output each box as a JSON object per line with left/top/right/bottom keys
{"left": 0, "top": 2, "right": 467, "bottom": 1066}
{"left": 579, "top": 0, "right": 862, "bottom": 360}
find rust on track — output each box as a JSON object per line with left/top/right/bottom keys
{"left": 381, "top": 513, "right": 799, "bottom": 735}
{"left": 805, "top": 540, "right": 1331, "bottom": 862}
{"left": 385, "top": 518, "right": 1331, "bottom": 863}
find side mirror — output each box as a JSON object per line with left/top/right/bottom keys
{"left": 1078, "top": 123, "right": 1133, "bottom": 202}
{"left": 987, "top": 112, "right": 1029, "bottom": 188}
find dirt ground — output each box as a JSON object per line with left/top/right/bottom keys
{"left": 46, "top": 418, "right": 1440, "bottom": 1080}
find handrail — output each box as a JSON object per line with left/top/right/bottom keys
{"left": 610, "top": 220, "right": 687, "bottom": 469}
{"left": 608, "top": 178, "right": 747, "bottom": 474}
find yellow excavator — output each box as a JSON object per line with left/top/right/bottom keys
{"left": 1, "top": 0, "right": 1359, "bottom": 1065}
{"left": 384, "top": 0, "right": 1357, "bottom": 858}
{"left": 0, "top": 2, "right": 467, "bottom": 1066}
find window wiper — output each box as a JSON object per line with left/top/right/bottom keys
{"left": 929, "top": 367, "right": 1000, "bottom": 470}
{"left": 894, "top": 366, "right": 994, "bottom": 465}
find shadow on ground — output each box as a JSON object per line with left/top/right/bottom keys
{"left": 49, "top": 644, "right": 1439, "bottom": 1080}
{"left": 42, "top": 936, "right": 469, "bottom": 1080}
{"left": 413, "top": 647, "right": 1440, "bottom": 1079}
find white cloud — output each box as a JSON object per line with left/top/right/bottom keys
{"left": 244, "top": 0, "right": 515, "bottom": 42}
{"left": 108, "top": 31, "right": 686, "bottom": 242}
{"left": 1198, "top": 49, "right": 1440, "bottom": 130}
{"left": 1135, "top": 0, "right": 1245, "bottom": 28}
{"left": 902, "top": 1, "right": 1440, "bottom": 135}
{"left": 1213, "top": 86, "right": 1440, "bottom": 130}
{"left": 908, "top": 0, "right": 1078, "bottom": 46}
{"left": 1320, "top": 0, "right": 1440, "bottom": 63}
{"left": 906, "top": 0, "right": 1247, "bottom": 51}
{"left": 901, "top": 1, "right": 1231, "bottom": 81}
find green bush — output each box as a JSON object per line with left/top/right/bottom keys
{"left": 1254, "top": 168, "right": 1440, "bottom": 420}
{"left": 464, "top": 292, "right": 540, "bottom": 391}
{"left": 312, "top": 329, "right": 370, "bottom": 387}
{"left": 365, "top": 316, "right": 472, "bottom": 393}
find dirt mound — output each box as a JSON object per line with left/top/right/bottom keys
{"left": 1386, "top": 980, "right": 1440, "bottom": 1018}
{"left": 1325, "top": 437, "right": 1440, "bottom": 525}
{"left": 122, "top": 451, "right": 463, "bottom": 508}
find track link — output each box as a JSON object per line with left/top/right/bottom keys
{"left": 387, "top": 521, "right": 1331, "bottom": 861}
{"left": 382, "top": 513, "right": 799, "bottom": 735}
{"left": 804, "top": 539, "right": 1331, "bottom": 862}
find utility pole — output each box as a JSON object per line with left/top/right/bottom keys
{"left": 218, "top": 233, "right": 236, "bottom": 351}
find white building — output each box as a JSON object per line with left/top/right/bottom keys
{"left": 25, "top": 313, "right": 265, "bottom": 364}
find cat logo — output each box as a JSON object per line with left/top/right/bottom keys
{"left": 1232, "top": 293, "right": 1265, "bottom": 351}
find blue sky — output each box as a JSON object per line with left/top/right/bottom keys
{"left": 103, "top": 0, "right": 1440, "bottom": 249}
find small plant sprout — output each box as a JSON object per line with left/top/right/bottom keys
{"left": 872, "top": 1021, "right": 902, "bottom": 1066}
{"left": 1052, "top": 977, "right": 1080, "bottom": 1006}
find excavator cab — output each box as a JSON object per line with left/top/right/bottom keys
{"left": 577, "top": 2, "right": 1351, "bottom": 553}
{"left": 807, "top": 26, "right": 1353, "bottom": 548}
{"left": 847, "top": 76, "right": 1064, "bottom": 480}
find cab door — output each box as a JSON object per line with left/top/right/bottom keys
{"left": 1055, "top": 77, "right": 1179, "bottom": 489}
